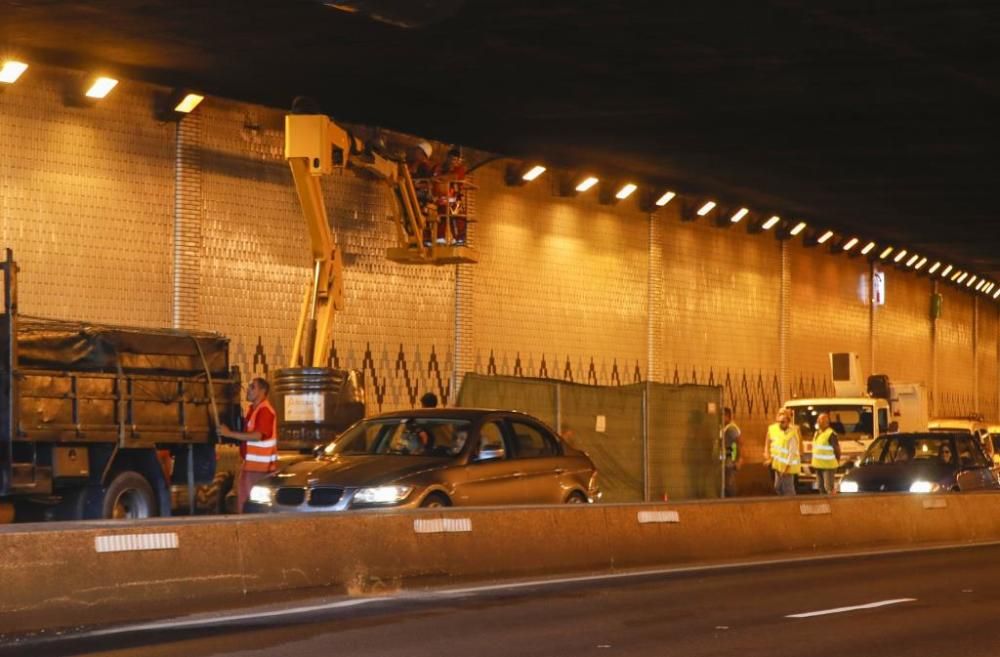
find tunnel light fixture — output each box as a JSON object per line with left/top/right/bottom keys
{"left": 762, "top": 215, "right": 781, "bottom": 230}
{"left": 817, "top": 230, "right": 834, "bottom": 244}
{"left": 615, "top": 183, "right": 637, "bottom": 200}
{"left": 941, "top": 265, "right": 953, "bottom": 277}
{"left": 879, "top": 246, "right": 894, "bottom": 259}
{"left": 730, "top": 207, "right": 749, "bottom": 223}
{"left": 986, "top": 283, "right": 996, "bottom": 294}
{"left": 956, "top": 272, "right": 969, "bottom": 284}
{"left": 928, "top": 262, "right": 941, "bottom": 274}
{"left": 842, "top": 237, "right": 859, "bottom": 251}
{"left": 85, "top": 76, "right": 118, "bottom": 99}
{"left": 966, "top": 275, "right": 978, "bottom": 287}
{"left": 174, "top": 93, "right": 204, "bottom": 113}
{"left": 0, "top": 60, "right": 28, "bottom": 84}
{"left": 914, "top": 257, "right": 927, "bottom": 270}
{"left": 893, "top": 249, "right": 908, "bottom": 263}
{"left": 905, "top": 254, "right": 919, "bottom": 267}
{"left": 655, "top": 191, "right": 676, "bottom": 207}
{"left": 575, "top": 176, "right": 599, "bottom": 192}
{"left": 697, "top": 201, "right": 717, "bottom": 216}
{"left": 951, "top": 270, "right": 963, "bottom": 282}
{"left": 521, "top": 165, "right": 546, "bottom": 182}
{"left": 861, "top": 241, "right": 876, "bottom": 255}
{"left": 789, "top": 221, "right": 807, "bottom": 236}
{"left": 994, "top": 288, "right": 1000, "bottom": 300}
{"left": 975, "top": 280, "right": 986, "bottom": 291}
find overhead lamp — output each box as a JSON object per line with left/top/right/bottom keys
{"left": 986, "top": 283, "right": 996, "bottom": 294}
{"left": 697, "top": 201, "right": 717, "bottom": 216}
{"left": 615, "top": 183, "right": 637, "bottom": 200}
{"left": 575, "top": 176, "right": 598, "bottom": 192}
{"left": 915, "top": 257, "right": 927, "bottom": 270}
{"left": 892, "top": 249, "right": 908, "bottom": 263}
{"left": 0, "top": 60, "right": 28, "bottom": 84}
{"left": 879, "top": 246, "right": 894, "bottom": 259}
{"left": 905, "top": 254, "right": 919, "bottom": 267}
{"left": 762, "top": 215, "right": 780, "bottom": 230}
{"left": 505, "top": 163, "right": 546, "bottom": 186}
{"left": 842, "top": 237, "right": 859, "bottom": 252}
{"left": 966, "top": 275, "right": 977, "bottom": 287}
{"left": 817, "top": 230, "right": 834, "bottom": 244}
{"left": 861, "top": 241, "right": 876, "bottom": 255}
{"left": 994, "top": 288, "right": 1000, "bottom": 299}
{"left": 956, "top": 272, "right": 968, "bottom": 284}
{"left": 951, "top": 270, "right": 963, "bottom": 281}
{"left": 928, "top": 262, "right": 941, "bottom": 274}
{"left": 155, "top": 88, "right": 209, "bottom": 121}
{"left": 85, "top": 76, "right": 118, "bottom": 99}
{"left": 174, "top": 93, "right": 204, "bottom": 113}
{"left": 522, "top": 165, "right": 546, "bottom": 181}
{"left": 976, "top": 280, "right": 986, "bottom": 291}
{"left": 789, "top": 221, "right": 807, "bottom": 236}
{"left": 730, "top": 208, "right": 749, "bottom": 223}
{"left": 656, "top": 191, "right": 676, "bottom": 206}
{"left": 941, "top": 264, "right": 953, "bottom": 277}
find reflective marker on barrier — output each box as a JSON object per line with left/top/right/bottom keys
{"left": 922, "top": 498, "right": 948, "bottom": 510}
{"left": 414, "top": 518, "right": 472, "bottom": 534}
{"left": 799, "top": 502, "right": 832, "bottom": 516}
{"left": 95, "top": 533, "right": 179, "bottom": 553}
{"left": 637, "top": 510, "right": 679, "bottom": 524}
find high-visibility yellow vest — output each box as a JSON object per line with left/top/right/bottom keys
{"left": 811, "top": 428, "right": 839, "bottom": 470}
{"left": 769, "top": 424, "right": 801, "bottom": 474}
{"left": 723, "top": 421, "right": 740, "bottom": 461}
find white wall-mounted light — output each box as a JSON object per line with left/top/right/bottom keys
{"left": 842, "top": 237, "right": 859, "bottom": 251}
{"left": 928, "top": 262, "right": 941, "bottom": 274}
{"left": 85, "top": 76, "right": 118, "bottom": 99}
{"left": 655, "top": 191, "right": 676, "bottom": 206}
{"left": 762, "top": 216, "right": 780, "bottom": 230}
{"left": 730, "top": 208, "right": 748, "bottom": 223}
{"left": 941, "top": 265, "right": 954, "bottom": 277}
{"left": 893, "top": 249, "right": 908, "bottom": 263}
{"left": 697, "top": 201, "right": 717, "bottom": 216}
{"left": 817, "top": 230, "right": 834, "bottom": 244}
{"left": 789, "top": 222, "right": 807, "bottom": 236}
{"left": 522, "top": 165, "right": 546, "bottom": 181}
{"left": 575, "top": 176, "right": 599, "bottom": 192}
{"left": 0, "top": 60, "right": 28, "bottom": 84}
{"left": 914, "top": 257, "right": 927, "bottom": 270}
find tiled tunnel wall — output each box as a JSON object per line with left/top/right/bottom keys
{"left": 1, "top": 65, "right": 998, "bottom": 467}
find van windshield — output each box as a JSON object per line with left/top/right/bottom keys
{"left": 789, "top": 405, "right": 878, "bottom": 440}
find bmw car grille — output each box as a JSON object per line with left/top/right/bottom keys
{"left": 308, "top": 487, "right": 344, "bottom": 507}
{"left": 275, "top": 487, "right": 307, "bottom": 506}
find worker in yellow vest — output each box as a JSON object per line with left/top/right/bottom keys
{"left": 763, "top": 409, "right": 800, "bottom": 496}
{"left": 811, "top": 412, "right": 841, "bottom": 495}
{"left": 722, "top": 407, "right": 743, "bottom": 497}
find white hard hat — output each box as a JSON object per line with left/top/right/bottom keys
{"left": 416, "top": 140, "right": 433, "bottom": 158}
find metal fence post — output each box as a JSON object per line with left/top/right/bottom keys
{"left": 642, "top": 381, "right": 650, "bottom": 502}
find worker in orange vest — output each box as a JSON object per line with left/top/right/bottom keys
{"left": 218, "top": 377, "right": 277, "bottom": 512}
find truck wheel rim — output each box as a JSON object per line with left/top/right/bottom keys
{"left": 113, "top": 490, "right": 151, "bottom": 519}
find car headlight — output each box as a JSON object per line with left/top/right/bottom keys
{"left": 249, "top": 485, "right": 274, "bottom": 505}
{"left": 353, "top": 485, "right": 413, "bottom": 505}
{"left": 909, "top": 480, "right": 939, "bottom": 494}
{"left": 839, "top": 480, "right": 859, "bottom": 493}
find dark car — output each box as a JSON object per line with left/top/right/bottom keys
{"left": 839, "top": 432, "right": 1000, "bottom": 494}
{"left": 244, "top": 409, "right": 600, "bottom": 512}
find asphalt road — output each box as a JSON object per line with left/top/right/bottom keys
{"left": 8, "top": 544, "right": 1000, "bottom": 657}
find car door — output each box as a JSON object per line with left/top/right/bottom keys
{"left": 454, "top": 418, "right": 521, "bottom": 506}
{"left": 505, "top": 418, "right": 569, "bottom": 504}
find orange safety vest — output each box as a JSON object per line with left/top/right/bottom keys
{"left": 243, "top": 399, "right": 277, "bottom": 472}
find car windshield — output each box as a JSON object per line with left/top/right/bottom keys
{"left": 325, "top": 418, "right": 472, "bottom": 457}
{"left": 861, "top": 435, "right": 962, "bottom": 466}
{"left": 790, "top": 405, "right": 878, "bottom": 440}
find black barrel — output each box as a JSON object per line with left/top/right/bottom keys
{"left": 273, "top": 367, "right": 365, "bottom": 453}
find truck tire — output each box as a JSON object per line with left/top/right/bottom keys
{"left": 102, "top": 471, "right": 158, "bottom": 520}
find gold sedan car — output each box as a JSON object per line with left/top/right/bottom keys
{"left": 245, "top": 409, "right": 600, "bottom": 512}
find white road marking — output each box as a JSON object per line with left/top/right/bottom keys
{"left": 786, "top": 598, "right": 916, "bottom": 618}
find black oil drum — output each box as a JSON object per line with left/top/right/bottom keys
{"left": 273, "top": 367, "right": 365, "bottom": 453}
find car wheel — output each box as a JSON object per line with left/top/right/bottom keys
{"left": 565, "top": 492, "right": 587, "bottom": 504}
{"left": 420, "top": 493, "right": 451, "bottom": 508}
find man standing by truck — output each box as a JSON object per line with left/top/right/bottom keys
{"left": 811, "top": 413, "right": 841, "bottom": 495}
{"left": 764, "top": 409, "right": 800, "bottom": 496}
{"left": 218, "top": 377, "right": 277, "bottom": 513}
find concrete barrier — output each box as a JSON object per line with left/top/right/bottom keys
{"left": 4, "top": 492, "right": 1000, "bottom": 635}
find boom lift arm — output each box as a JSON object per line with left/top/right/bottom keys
{"left": 284, "top": 110, "right": 476, "bottom": 368}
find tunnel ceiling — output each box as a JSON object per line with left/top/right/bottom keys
{"left": 1, "top": 0, "right": 998, "bottom": 278}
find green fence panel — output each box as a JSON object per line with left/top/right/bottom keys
{"left": 457, "top": 373, "right": 558, "bottom": 427}
{"left": 647, "top": 383, "right": 723, "bottom": 501}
